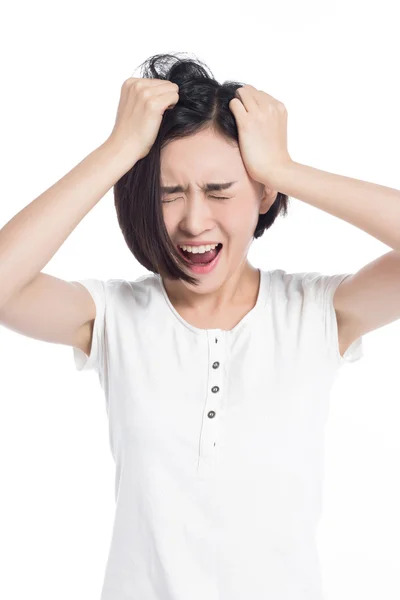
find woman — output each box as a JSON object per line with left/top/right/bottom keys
{"left": 1, "top": 52, "right": 399, "bottom": 600}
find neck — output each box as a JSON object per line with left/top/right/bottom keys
{"left": 162, "top": 261, "right": 260, "bottom": 314}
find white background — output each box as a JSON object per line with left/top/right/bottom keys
{"left": 0, "top": 1, "right": 399, "bottom": 598}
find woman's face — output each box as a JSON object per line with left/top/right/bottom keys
{"left": 160, "top": 127, "right": 277, "bottom": 295}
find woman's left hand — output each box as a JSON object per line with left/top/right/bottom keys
{"left": 229, "top": 84, "right": 292, "bottom": 188}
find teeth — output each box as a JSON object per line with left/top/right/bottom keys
{"left": 179, "top": 243, "right": 220, "bottom": 254}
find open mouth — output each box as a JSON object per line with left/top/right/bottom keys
{"left": 177, "top": 243, "right": 223, "bottom": 265}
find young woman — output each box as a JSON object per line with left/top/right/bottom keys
{"left": 1, "top": 52, "right": 399, "bottom": 600}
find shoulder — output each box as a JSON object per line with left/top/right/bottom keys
{"left": 269, "top": 269, "right": 351, "bottom": 299}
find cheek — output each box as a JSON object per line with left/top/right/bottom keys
{"left": 224, "top": 203, "right": 258, "bottom": 233}
{"left": 161, "top": 198, "right": 257, "bottom": 235}
{"left": 161, "top": 209, "right": 176, "bottom": 234}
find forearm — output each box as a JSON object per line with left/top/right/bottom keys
{"left": 270, "top": 160, "right": 400, "bottom": 251}
{"left": 0, "top": 138, "right": 137, "bottom": 309}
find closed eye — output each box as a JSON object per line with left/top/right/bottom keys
{"left": 162, "top": 195, "right": 230, "bottom": 203}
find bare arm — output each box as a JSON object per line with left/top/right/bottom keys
{"left": 0, "top": 273, "right": 97, "bottom": 355}
{"left": 0, "top": 77, "right": 179, "bottom": 356}
{"left": 0, "top": 139, "right": 136, "bottom": 310}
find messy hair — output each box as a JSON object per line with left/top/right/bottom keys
{"left": 114, "top": 52, "right": 290, "bottom": 286}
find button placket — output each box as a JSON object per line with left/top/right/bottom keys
{"left": 209, "top": 334, "right": 222, "bottom": 422}
{"left": 197, "top": 331, "right": 226, "bottom": 477}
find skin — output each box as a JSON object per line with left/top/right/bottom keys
{"left": 160, "top": 127, "right": 278, "bottom": 320}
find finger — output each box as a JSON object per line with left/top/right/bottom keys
{"left": 235, "top": 85, "right": 259, "bottom": 111}
{"left": 125, "top": 77, "right": 175, "bottom": 89}
{"left": 256, "top": 89, "right": 284, "bottom": 109}
{"left": 229, "top": 97, "right": 247, "bottom": 123}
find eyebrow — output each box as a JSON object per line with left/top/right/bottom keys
{"left": 160, "top": 181, "right": 237, "bottom": 194}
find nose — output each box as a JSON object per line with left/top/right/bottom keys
{"left": 179, "top": 197, "right": 215, "bottom": 236}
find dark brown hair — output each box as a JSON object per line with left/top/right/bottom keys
{"left": 114, "top": 52, "right": 290, "bottom": 286}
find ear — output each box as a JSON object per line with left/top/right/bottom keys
{"left": 259, "top": 184, "right": 278, "bottom": 215}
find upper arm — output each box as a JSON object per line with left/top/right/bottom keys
{"left": 333, "top": 250, "right": 400, "bottom": 345}
{"left": 0, "top": 272, "right": 96, "bottom": 356}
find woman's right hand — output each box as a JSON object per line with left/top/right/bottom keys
{"left": 106, "top": 77, "right": 179, "bottom": 162}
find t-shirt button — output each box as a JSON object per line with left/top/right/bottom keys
{"left": 208, "top": 411, "right": 216, "bottom": 418}
{"left": 211, "top": 386, "right": 219, "bottom": 393}
{"left": 212, "top": 361, "right": 220, "bottom": 369}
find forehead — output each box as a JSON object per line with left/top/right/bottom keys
{"left": 160, "top": 131, "right": 243, "bottom": 185}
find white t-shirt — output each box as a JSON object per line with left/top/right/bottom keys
{"left": 72, "top": 268, "right": 363, "bottom": 600}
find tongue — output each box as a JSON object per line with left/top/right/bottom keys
{"left": 184, "top": 247, "right": 218, "bottom": 264}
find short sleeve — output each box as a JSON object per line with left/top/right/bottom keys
{"left": 70, "top": 279, "right": 106, "bottom": 373}
{"left": 303, "top": 272, "right": 364, "bottom": 366}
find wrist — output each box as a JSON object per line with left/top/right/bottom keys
{"left": 100, "top": 137, "right": 141, "bottom": 173}
{"left": 267, "top": 159, "right": 298, "bottom": 191}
